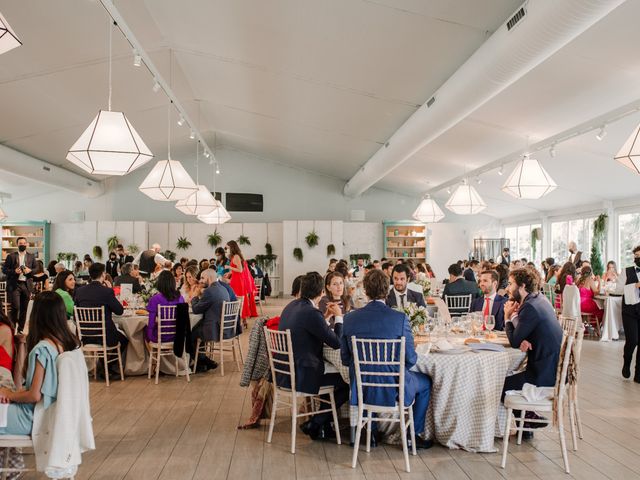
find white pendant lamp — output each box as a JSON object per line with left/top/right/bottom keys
{"left": 501, "top": 154, "right": 557, "bottom": 199}
{"left": 614, "top": 123, "right": 640, "bottom": 174}
{"left": 0, "top": 11, "right": 21, "bottom": 55}
{"left": 175, "top": 185, "right": 218, "bottom": 215}
{"left": 66, "top": 20, "right": 152, "bottom": 176}
{"left": 138, "top": 105, "right": 196, "bottom": 200}
{"left": 445, "top": 180, "right": 487, "bottom": 215}
{"left": 412, "top": 195, "right": 445, "bottom": 223}
{"left": 198, "top": 204, "right": 231, "bottom": 225}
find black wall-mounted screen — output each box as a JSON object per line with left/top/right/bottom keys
{"left": 225, "top": 193, "right": 263, "bottom": 212}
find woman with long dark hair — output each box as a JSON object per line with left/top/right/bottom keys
{"left": 215, "top": 247, "right": 230, "bottom": 278}
{"left": 145, "top": 270, "right": 184, "bottom": 343}
{"left": 0, "top": 292, "right": 79, "bottom": 435}
{"left": 32, "top": 260, "right": 50, "bottom": 294}
{"left": 319, "top": 272, "right": 354, "bottom": 329}
{"left": 226, "top": 240, "right": 257, "bottom": 321}
{"left": 576, "top": 266, "right": 603, "bottom": 322}
{"left": 172, "top": 263, "right": 184, "bottom": 289}
{"left": 53, "top": 270, "right": 76, "bottom": 319}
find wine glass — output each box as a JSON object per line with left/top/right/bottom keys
{"left": 485, "top": 315, "right": 495, "bottom": 334}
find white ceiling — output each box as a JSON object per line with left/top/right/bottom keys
{"left": 0, "top": 0, "right": 639, "bottom": 219}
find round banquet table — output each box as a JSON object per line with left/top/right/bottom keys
{"left": 114, "top": 312, "right": 202, "bottom": 376}
{"left": 594, "top": 295, "right": 623, "bottom": 341}
{"left": 414, "top": 340, "right": 525, "bottom": 452}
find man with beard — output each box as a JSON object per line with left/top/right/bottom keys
{"left": 501, "top": 267, "right": 563, "bottom": 439}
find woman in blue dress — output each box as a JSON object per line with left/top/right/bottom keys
{"left": 0, "top": 291, "right": 80, "bottom": 435}
{"left": 215, "top": 247, "right": 230, "bottom": 279}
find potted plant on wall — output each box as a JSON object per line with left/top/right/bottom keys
{"left": 590, "top": 213, "right": 607, "bottom": 276}
{"left": 92, "top": 245, "right": 103, "bottom": 260}
{"left": 207, "top": 230, "right": 222, "bottom": 248}
{"left": 176, "top": 236, "right": 191, "bottom": 250}
{"left": 107, "top": 235, "right": 119, "bottom": 252}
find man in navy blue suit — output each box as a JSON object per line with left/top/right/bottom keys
{"left": 502, "top": 267, "right": 563, "bottom": 439}
{"left": 470, "top": 270, "right": 506, "bottom": 331}
{"left": 278, "top": 272, "right": 349, "bottom": 441}
{"left": 386, "top": 264, "right": 426, "bottom": 309}
{"left": 342, "top": 269, "right": 432, "bottom": 449}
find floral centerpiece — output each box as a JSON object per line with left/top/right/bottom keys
{"left": 139, "top": 279, "right": 158, "bottom": 307}
{"left": 395, "top": 302, "right": 428, "bottom": 334}
{"left": 415, "top": 277, "right": 431, "bottom": 297}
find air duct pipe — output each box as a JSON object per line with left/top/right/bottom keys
{"left": 0, "top": 143, "right": 105, "bottom": 197}
{"left": 344, "top": 0, "right": 627, "bottom": 197}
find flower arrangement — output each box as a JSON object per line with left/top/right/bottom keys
{"left": 395, "top": 302, "right": 428, "bottom": 332}
{"left": 415, "top": 277, "right": 432, "bottom": 297}
{"left": 140, "top": 279, "right": 158, "bottom": 306}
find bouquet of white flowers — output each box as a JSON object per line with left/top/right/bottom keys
{"left": 415, "top": 277, "right": 431, "bottom": 297}
{"left": 139, "top": 279, "right": 158, "bottom": 307}
{"left": 395, "top": 302, "right": 428, "bottom": 333}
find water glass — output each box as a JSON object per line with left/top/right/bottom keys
{"left": 485, "top": 315, "right": 495, "bottom": 333}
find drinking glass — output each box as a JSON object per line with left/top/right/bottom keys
{"left": 485, "top": 315, "right": 495, "bottom": 334}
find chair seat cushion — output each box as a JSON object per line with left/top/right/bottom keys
{"left": 504, "top": 392, "right": 553, "bottom": 410}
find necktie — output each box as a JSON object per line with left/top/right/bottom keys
{"left": 483, "top": 297, "right": 491, "bottom": 317}
{"left": 400, "top": 294, "right": 406, "bottom": 308}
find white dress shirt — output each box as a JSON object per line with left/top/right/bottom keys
{"left": 393, "top": 288, "right": 409, "bottom": 308}
{"left": 480, "top": 292, "right": 497, "bottom": 316}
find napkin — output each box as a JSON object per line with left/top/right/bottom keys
{"left": 505, "top": 382, "right": 553, "bottom": 402}
{"left": 624, "top": 283, "right": 640, "bottom": 305}
{"left": 434, "top": 339, "right": 453, "bottom": 351}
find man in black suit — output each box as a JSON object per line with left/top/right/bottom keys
{"left": 502, "top": 267, "right": 563, "bottom": 438}
{"left": 463, "top": 260, "right": 480, "bottom": 283}
{"left": 500, "top": 248, "right": 511, "bottom": 266}
{"left": 2, "top": 237, "right": 37, "bottom": 332}
{"left": 617, "top": 245, "right": 640, "bottom": 382}
{"left": 443, "top": 263, "right": 480, "bottom": 315}
{"left": 113, "top": 262, "right": 143, "bottom": 293}
{"left": 567, "top": 241, "right": 582, "bottom": 268}
{"left": 75, "top": 263, "right": 128, "bottom": 361}
{"left": 386, "top": 263, "right": 426, "bottom": 308}
{"left": 278, "top": 272, "right": 348, "bottom": 440}
{"left": 470, "top": 270, "right": 506, "bottom": 331}
{"left": 115, "top": 244, "right": 134, "bottom": 269}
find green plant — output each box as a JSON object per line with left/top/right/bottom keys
{"left": 255, "top": 243, "right": 277, "bottom": 271}
{"left": 293, "top": 247, "right": 303, "bottom": 262}
{"left": 237, "top": 235, "right": 251, "bottom": 246}
{"left": 163, "top": 250, "right": 177, "bottom": 262}
{"left": 92, "top": 245, "right": 103, "bottom": 260}
{"left": 176, "top": 236, "right": 192, "bottom": 250}
{"left": 265, "top": 243, "right": 273, "bottom": 256}
{"left": 349, "top": 253, "right": 371, "bottom": 265}
{"left": 127, "top": 243, "right": 139, "bottom": 254}
{"left": 590, "top": 213, "right": 608, "bottom": 276}
{"left": 56, "top": 252, "right": 65, "bottom": 262}
{"left": 327, "top": 244, "right": 336, "bottom": 256}
{"left": 530, "top": 227, "right": 541, "bottom": 260}
{"left": 106, "top": 235, "right": 120, "bottom": 252}
{"left": 305, "top": 230, "right": 319, "bottom": 248}
{"left": 207, "top": 231, "right": 222, "bottom": 248}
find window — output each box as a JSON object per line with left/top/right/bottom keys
{"left": 503, "top": 223, "right": 541, "bottom": 265}
{"left": 550, "top": 216, "right": 597, "bottom": 264}
{"left": 619, "top": 212, "right": 640, "bottom": 267}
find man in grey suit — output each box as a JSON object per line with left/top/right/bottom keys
{"left": 191, "top": 269, "right": 239, "bottom": 370}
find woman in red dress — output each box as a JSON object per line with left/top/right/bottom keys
{"left": 226, "top": 241, "right": 257, "bottom": 323}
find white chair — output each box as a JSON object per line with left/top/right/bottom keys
{"left": 351, "top": 336, "right": 416, "bottom": 473}
{"left": 559, "top": 315, "right": 585, "bottom": 449}
{"left": 254, "top": 277, "right": 264, "bottom": 315}
{"left": 193, "top": 299, "right": 244, "bottom": 376}
{"left": 501, "top": 321, "right": 577, "bottom": 474}
{"left": 147, "top": 305, "right": 191, "bottom": 385}
{"left": 0, "top": 436, "right": 33, "bottom": 480}
{"left": 263, "top": 327, "right": 341, "bottom": 454}
{"left": 75, "top": 306, "right": 124, "bottom": 387}
{"left": 445, "top": 294, "right": 472, "bottom": 317}
{"left": 542, "top": 283, "right": 555, "bottom": 307}
{"left": 0, "top": 281, "right": 9, "bottom": 319}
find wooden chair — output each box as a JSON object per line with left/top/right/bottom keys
{"left": 254, "top": 277, "right": 264, "bottom": 315}
{"left": 559, "top": 315, "right": 585, "bottom": 449}
{"left": 0, "top": 281, "right": 9, "bottom": 319}
{"left": 263, "top": 327, "right": 341, "bottom": 454}
{"left": 542, "top": 283, "right": 555, "bottom": 306}
{"left": 501, "top": 320, "right": 577, "bottom": 474}
{"left": 581, "top": 313, "right": 601, "bottom": 338}
{"left": 351, "top": 336, "right": 416, "bottom": 473}
{"left": 444, "top": 294, "right": 472, "bottom": 317}
{"left": 75, "top": 306, "right": 124, "bottom": 387}
{"left": 147, "top": 305, "right": 190, "bottom": 385}
{"left": 193, "top": 299, "right": 244, "bottom": 376}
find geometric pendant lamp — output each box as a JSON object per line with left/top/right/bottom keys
{"left": 412, "top": 194, "right": 445, "bottom": 223}
{"left": 0, "top": 11, "right": 22, "bottom": 55}
{"left": 175, "top": 185, "right": 218, "bottom": 216}
{"left": 501, "top": 154, "right": 557, "bottom": 199}
{"left": 198, "top": 203, "right": 232, "bottom": 225}
{"left": 138, "top": 159, "right": 197, "bottom": 201}
{"left": 445, "top": 180, "right": 487, "bottom": 215}
{"left": 614, "top": 123, "right": 640, "bottom": 174}
{"left": 67, "top": 110, "right": 154, "bottom": 176}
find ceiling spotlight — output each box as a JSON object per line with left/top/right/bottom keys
{"left": 204, "top": 151, "right": 210, "bottom": 158}
{"left": 152, "top": 81, "right": 161, "bottom": 93}
{"left": 133, "top": 50, "right": 142, "bottom": 67}
{"left": 475, "top": 177, "right": 482, "bottom": 184}
{"left": 596, "top": 125, "right": 607, "bottom": 141}
{"left": 189, "top": 130, "right": 195, "bottom": 140}
{"left": 549, "top": 144, "right": 557, "bottom": 158}
{"left": 177, "top": 115, "right": 185, "bottom": 127}
{"left": 498, "top": 165, "right": 504, "bottom": 176}
{"left": 446, "top": 187, "right": 451, "bottom": 194}
{"left": 216, "top": 165, "right": 221, "bottom": 175}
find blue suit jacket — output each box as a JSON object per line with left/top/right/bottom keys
{"left": 341, "top": 300, "right": 425, "bottom": 407}
{"left": 385, "top": 289, "right": 426, "bottom": 308}
{"left": 277, "top": 298, "right": 341, "bottom": 394}
{"left": 470, "top": 294, "right": 506, "bottom": 331}
{"left": 191, "top": 282, "right": 236, "bottom": 342}
{"left": 505, "top": 293, "right": 563, "bottom": 387}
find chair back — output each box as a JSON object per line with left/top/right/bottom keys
{"left": 554, "top": 319, "right": 577, "bottom": 411}
{"left": 157, "top": 305, "right": 178, "bottom": 344}
{"left": 0, "top": 281, "right": 6, "bottom": 292}
{"left": 263, "top": 327, "right": 296, "bottom": 391}
{"left": 74, "top": 306, "right": 107, "bottom": 346}
{"left": 351, "top": 336, "right": 405, "bottom": 409}
{"left": 559, "top": 315, "right": 578, "bottom": 336}
{"left": 220, "top": 299, "right": 242, "bottom": 340}
{"left": 254, "top": 277, "right": 263, "bottom": 295}
{"left": 445, "top": 294, "right": 472, "bottom": 316}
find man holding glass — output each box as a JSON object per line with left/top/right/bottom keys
{"left": 470, "top": 270, "right": 506, "bottom": 331}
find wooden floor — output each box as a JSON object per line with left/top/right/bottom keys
{"left": 21, "top": 298, "right": 640, "bottom": 479}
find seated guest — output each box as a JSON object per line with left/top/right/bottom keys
{"left": 104, "top": 273, "right": 114, "bottom": 289}
{"left": 341, "top": 269, "right": 432, "bottom": 449}
{"left": 495, "top": 263, "right": 509, "bottom": 295}
{"left": 191, "top": 269, "right": 235, "bottom": 371}
{"left": 576, "top": 266, "right": 603, "bottom": 322}
{"left": 278, "top": 272, "right": 348, "bottom": 440}
{"left": 386, "top": 264, "right": 426, "bottom": 308}
{"left": 114, "top": 262, "right": 142, "bottom": 294}
{"left": 31, "top": 260, "right": 50, "bottom": 294}
{"left": 172, "top": 263, "right": 184, "bottom": 289}
{"left": 502, "top": 267, "right": 563, "bottom": 439}
{"left": 0, "top": 292, "right": 80, "bottom": 435}
{"left": 46, "top": 260, "right": 58, "bottom": 278}
{"left": 463, "top": 260, "right": 480, "bottom": 283}
{"left": 145, "top": 271, "right": 185, "bottom": 344}
{"left": 443, "top": 263, "right": 480, "bottom": 309}
{"left": 425, "top": 263, "right": 436, "bottom": 279}
{"left": 75, "top": 263, "right": 127, "bottom": 364}
{"left": 602, "top": 260, "right": 618, "bottom": 283}
{"left": 555, "top": 262, "right": 577, "bottom": 309}
{"left": 248, "top": 259, "right": 264, "bottom": 279}
{"left": 381, "top": 262, "right": 393, "bottom": 278}
{"left": 180, "top": 265, "right": 202, "bottom": 304}
{"left": 319, "top": 271, "right": 354, "bottom": 329}
{"left": 198, "top": 259, "right": 210, "bottom": 272}
{"left": 53, "top": 270, "right": 76, "bottom": 319}
{"left": 0, "top": 312, "right": 13, "bottom": 379}
{"left": 327, "top": 258, "right": 338, "bottom": 273}
{"left": 545, "top": 264, "right": 560, "bottom": 286}
{"left": 470, "top": 270, "right": 506, "bottom": 330}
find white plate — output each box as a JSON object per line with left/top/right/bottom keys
{"left": 433, "top": 347, "right": 470, "bottom": 355}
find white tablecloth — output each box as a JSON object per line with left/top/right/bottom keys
{"left": 594, "top": 295, "right": 623, "bottom": 341}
